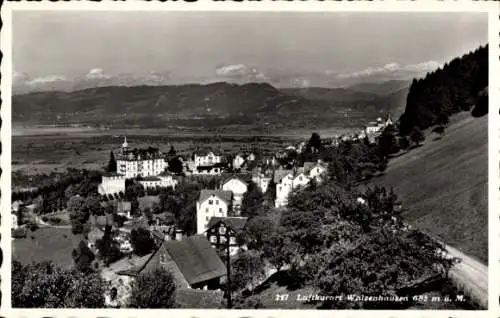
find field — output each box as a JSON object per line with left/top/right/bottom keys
{"left": 374, "top": 113, "right": 488, "bottom": 263}
{"left": 12, "top": 227, "right": 82, "bottom": 268}
{"left": 12, "top": 132, "right": 298, "bottom": 176}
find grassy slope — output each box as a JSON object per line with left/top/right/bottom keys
{"left": 374, "top": 113, "right": 488, "bottom": 263}
{"left": 12, "top": 227, "right": 82, "bottom": 268}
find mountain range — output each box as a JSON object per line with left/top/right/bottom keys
{"left": 13, "top": 80, "right": 410, "bottom": 130}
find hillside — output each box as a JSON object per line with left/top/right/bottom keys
{"left": 374, "top": 113, "right": 488, "bottom": 263}
{"left": 282, "top": 82, "right": 409, "bottom": 117}
{"left": 13, "top": 82, "right": 401, "bottom": 130}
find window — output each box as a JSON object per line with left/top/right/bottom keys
{"left": 299, "top": 176, "right": 303, "bottom": 181}
{"left": 210, "top": 236, "right": 217, "bottom": 243}
{"left": 219, "top": 227, "right": 226, "bottom": 235}
{"left": 206, "top": 216, "right": 209, "bottom": 222}
{"left": 205, "top": 208, "right": 209, "bottom": 213}
{"left": 209, "top": 200, "right": 213, "bottom": 205}
{"left": 219, "top": 208, "right": 222, "bottom": 213}
{"left": 216, "top": 200, "right": 219, "bottom": 205}
{"left": 160, "top": 253, "right": 166, "bottom": 264}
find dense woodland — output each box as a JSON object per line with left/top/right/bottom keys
{"left": 399, "top": 45, "right": 488, "bottom": 135}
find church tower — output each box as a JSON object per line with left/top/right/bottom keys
{"left": 121, "top": 136, "right": 129, "bottom": 155}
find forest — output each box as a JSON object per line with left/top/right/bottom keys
{"left": 398, "top": 44, "right": 488, "bottom": 135}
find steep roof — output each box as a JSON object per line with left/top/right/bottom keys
{"left": 222, "top": 175, "right": 248, "bottom": 187}
{"left": 273, "top": 169, "right": 294, "bottom": 183}
{"left": 198, "top": 189, "right": 232, "bottom": 205}
{"left": 163, "top": 235, "right": 227, "bottom": 285}
{"left": 207, "top": 216, "right": 248, "bottom": 233}
{"left": 303, "top": 161, "right": 328, "bottom": 173}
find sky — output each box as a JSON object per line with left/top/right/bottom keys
{"left": 12, "top": 11, "right": 488, "bottom": 91}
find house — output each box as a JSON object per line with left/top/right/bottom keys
{"left": 232, "top": 153, "right": 246, "bottom": 170}
{"left": 206, "top": 216, "right": 248, "bottom": 256}
{"left": 251, "top": 168, "right": 272, "bottom": 194}
{"left": 221, "top": 176, "right": 248, "bottom": 213}
{"left": 98, "top": 175, "right": 126, "bottom": 196}
{"left": 196, "top": 190, "right": 233, "bottom": 234}
{"left": 247, "top": 152, "right": 256, "bottom": 162}
{"left": 274, "top": 169, "right": 295, "bottom": 208}
{"left": 12, "top": 213, "right": 18, "bottom": 229}
{"left": 110, "top": 234, "right": 227, "bottom": 293}
{"left": 364, "top": 114, "right": 393, "bottom": 136}
{"left": 116, "top": 137, "right": 168, "bottom": 178}
{"left": 194, "top": 150, "right": 223, "bottom": 168}
{"left": 137, "top": 173, "right": 178, "bottom": 190}
{"left": 116, "top": 201, "right": 132, "bottom": 219}
{"left": 292, "top": 169, "right": 310, "bottom": 189}
{"left": 303, "top": 160, "right": 328, "bottom": 181}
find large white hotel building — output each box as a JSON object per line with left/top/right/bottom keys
{"left": 116, "top": 137, "right": 168, "bottom": 178}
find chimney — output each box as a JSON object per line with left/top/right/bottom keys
{"left": 175, "top": 229, "right": 183, "bottom": 241}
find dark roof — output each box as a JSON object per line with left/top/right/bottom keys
{"left": 175, "top": 289, "right": 223, "bottom": 308}
{"left": 163, "top": 235, "right": 227, "bottom": 285}
{"left": 222, "top": 175, "right": 248, "bottom": 186}
{"left": 137, "top": 176, "right": 161, "bottom": 181}
{"left": 198, "top": 190, "right": 232, "bottom": 205}
{"left": 197, "top": 163, "right": 225, "bottom": 171}
{"left": 207, "top": 217, "right": 248, "bottom": 232}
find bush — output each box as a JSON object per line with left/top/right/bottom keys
{"left": 12, "top": 228, "right": 27, "bottom": 239}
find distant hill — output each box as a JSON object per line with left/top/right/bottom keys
{"left": 282, "top": 81, "right": 410, "bottom": 117}
{"left": 347, "top": 79, "right": 411, "bottom": 95}
{"left": 374, "top": 113, "right": 487, "bottom": 263}
{"left": 13, "top": 82, "right": 399, "bottom": 130}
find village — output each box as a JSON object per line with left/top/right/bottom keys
{"left": 11, "top": 115, "right": 394, "bottom": 308}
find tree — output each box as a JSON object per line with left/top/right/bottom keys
{"left": 72, "top": 240, "right": 96, "bottom": 273}
{"left": 12, "top": 260, "right": 106, "bottom": 308}
{"left": 410, "top": 128, "right": 425, "bottom": 147}
{"left": 68, "top": 196, "right": 90, "bottom": 235}
{"left": 107, "top": 151, "right": 117, "bottom": 173}
{"left": 241, "top": 182, "right": 266, "bottom": 219}
{"left": 129, "top": 267, "right": 176, "bottom": 308}
{"left": 314, "top": 229, "right": 455, "bottom": 309}
{"left": 168, "top": 157, "right": 183, "bottom": 174}
{"left": 432, "top": 125, "right": 446, "bottom": 138}
{"left": 167, "top": 145, "right": 177, "bottom": 156}
{"left": 230, "top": 250, "right": 266, "bottom": 291}
{"left": 95, "top": 225, "right": 123, "bottom": 265}
{"left": 398, "top": 137, "right": 410, "bottom": 151}
{"left": 377, "top": 125, "right": 399, "bottom": 158}
{"left": 308, "top": 132, "right": 322, "bottom": 153}
{"left": 131, "top": 197, "right": 140, "bottom": 217}
{"left": 130, "top": 228, "right": 155, "bottom": 256}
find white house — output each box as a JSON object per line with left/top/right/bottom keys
{"left": 116, "top": 138, "right": 168, "bottom": 178}
{"left": 12, "top": 214, "right": 18, "bottom": 229}
{"left": 274, "top": 170, "right": 295, "bottom": 208}
{"left": 232, "top": 154, "right": 246, "bottom": 170}
{"left": 303, "top": 161, "right": 328, "bottom": 181}
{"left": 221, "top": 176, "right": 248, "bottom": 213}
{"left": 293, "top": 170, "right": 310, "bottom": 189}
{"left": 137, "top": 173, "right": 178, "bottom": 190}
{"left": 194, "top": 151, "right": 223, "bottom": 168}
{"left": 196, "top": 190, "right": 233, "bottom": 234}
{"left": 98, "top": 175, "right": 126, "bottom": 196}
{"left": 251, "top": 169, "right": 272, "bottom": 194}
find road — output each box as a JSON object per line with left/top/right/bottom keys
{"left": 445, "top": 244, "right": 488, "bottom": 309}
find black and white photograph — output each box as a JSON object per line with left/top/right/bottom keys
{"left": 4, "top": 4, "right": 494, "bottom": 312}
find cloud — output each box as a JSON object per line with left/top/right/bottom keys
{"left": 13, "top": 71, "right": 30, "bottom": 85}
{"left": 215, "top": 64, "right": 247, "bottom": 77}
{"left": 85, "top": 68, "right": 111, "bottom": 80}
{"left": 215, "top": 64, "right": 269, "bottom": 82}
{"left": 403, "top": 61, "right": 441, "bottom": 72}
{"left": 25, "top": 75, "right": 67, "bottom": 86}
{"left": 338, "top": 60, "right": 441, "bottom": 79}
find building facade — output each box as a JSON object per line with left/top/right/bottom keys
{"left": 221, "top": 176, "right": 248, "bottom": 213}
{"left": 206, "top": 217, "right": 248, "bottom": 256}
{"left": 196, "top": 190, "right": 232, "bottom": 234}
{"left": 98, "top": 175, "right": 126, "bottom": 196}
{"left": 116, "top": 137, "right": 168, "bottom": 178}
